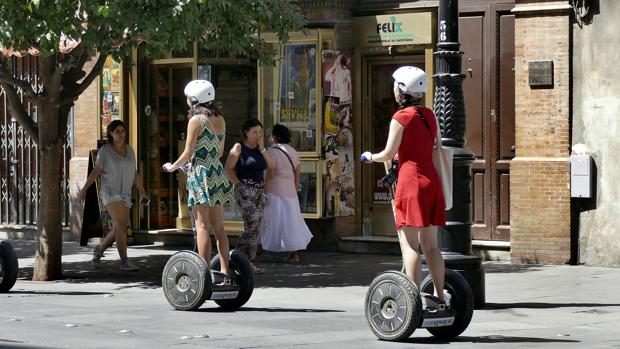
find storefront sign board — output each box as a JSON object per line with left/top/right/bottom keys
{"left": 352, "top": 12, "right": 432, "bottom": 47}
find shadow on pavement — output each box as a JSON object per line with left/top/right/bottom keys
{"left": 14, "top": 241, "right": 400, "bottom": 290}
{"left": 193, "top": 306, "right": 345, "bottom": 313}
{"left": 405, "top": 335, "right": 579, "bottom": 344}
{"left": 10, "top": 239, "right": 561, "bottom": 291}
{"left": 483, "top": 302, "right": 620, "bottom": 310}
{"left": 483, "top": 263, "right": 543, "bottom": 273}
{"left": 0, "top": 342, "right": 59, "bottom": 349}
{"left": 6, "top": 290, "right": 112, "bottom": 296}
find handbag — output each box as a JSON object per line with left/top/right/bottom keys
{"left": 419, "top": 110, "right": 453, "bottom": 210}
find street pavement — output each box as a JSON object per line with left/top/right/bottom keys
{"left": 1, "top": 239, "right": 620, "bottom": 349}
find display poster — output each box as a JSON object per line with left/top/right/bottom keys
{"left": 278, "top": 44, "right": 316, "bottom": 128}
{"left": 100, "top": 57, "right": 122, "bottom": 138}
{"left": 322, "top": 50, "right": 355, "bottom": 217}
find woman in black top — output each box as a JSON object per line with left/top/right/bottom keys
{"left": 225, "top": 118, "right": 274, "bottom": 273}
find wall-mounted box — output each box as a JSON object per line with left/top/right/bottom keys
{"left": 570, "top": 154, "right": 592, "bottom": 198}
{"left": 529, "top": 60, "right": 554, "bottom": 87}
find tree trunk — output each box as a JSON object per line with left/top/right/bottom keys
{"left": 32, "top": 105, "right": 65, "bottom": 281}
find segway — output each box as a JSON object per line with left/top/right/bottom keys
{"left": 0, "top": 240, "right": 18, "bottom": 293}
{"left": 161, "top": 163, "right": 254, "bottom": 311}
{"left": 360, "top": 155, "right": 474, "bottom": 341}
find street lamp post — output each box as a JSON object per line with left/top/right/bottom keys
{"left": 432, "top": 0, "right": 485, "bottom": 308}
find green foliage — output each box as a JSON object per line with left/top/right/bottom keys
{"left": 0, "top": 0, "right": 305, "bottom": 62}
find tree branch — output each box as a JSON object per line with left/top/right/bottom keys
{"left": 72, "top": 53, "right": 108, "bottom": 100}
{"left": 0, "top": 62, "right": 42, "bottom": 103}
{"left": 0, "top": 82, "right": 39, "bottom": 140}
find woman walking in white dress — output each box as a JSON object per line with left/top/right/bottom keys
{"left": 260, "top": 124, "right": 313, "bottom": 262}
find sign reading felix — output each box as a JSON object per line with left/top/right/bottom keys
{"left": 353, "top": 13, "right": 432, "bottom": 47}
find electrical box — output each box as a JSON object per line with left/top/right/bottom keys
{"left": 570, "top": 154, "right": 592, "bottom": 198}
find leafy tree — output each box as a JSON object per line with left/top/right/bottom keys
{"left": 0, "top": 0, "right": 304, "bottom": 280}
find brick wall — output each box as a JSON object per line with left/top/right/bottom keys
{"left": 511, "top": 1, "right": 571, "bottom": 264}
{"left": 69, "top": 56, "right": 100, "bottom": 239}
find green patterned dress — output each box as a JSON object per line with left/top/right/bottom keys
{"left": 187, "top": 115, "right": 233, "bottom": 207}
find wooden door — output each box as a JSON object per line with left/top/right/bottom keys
{"left": 361, "top": 55, "right": 425, "bottom": 237}
{"left": 460, "top": 2, "right": 515, "bottom": 241}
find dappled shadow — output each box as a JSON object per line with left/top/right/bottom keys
{"left": 483, "top": 302, "right": 620, "bottom": 310}
{"left": 10, "top": 239, "right": 563, "bottom": 292}
{"left": 403, "top": 335, "right": 579, "bottom": 344}
{"left": 482, "top": 262, "right": 543, "bottom": 274}
{"left": 13, "top": 240, "right": 402, "bottom": 290}
{"left": 8, "top": 239, "right": 92, "bottom": 259}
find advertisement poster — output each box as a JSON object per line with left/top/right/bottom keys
{"left": 278, "top": 44, "right": 316, "bottom": 128}
{"left": 322, "top": 50, "right": 354, "bottom": 217}
{"left": 100, "top": 57, "right": 122, "bottom": 138}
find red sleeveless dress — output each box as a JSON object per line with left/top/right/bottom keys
{"left": 392, "top": 106, "right": 446, "bottom": 229}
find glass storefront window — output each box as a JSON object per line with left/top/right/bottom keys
{"left": 197, "top": 63, "right": 257, "bottom": 222}
{"left": 100, "top": 57, "right": 122, "bottom": 139}
{"left": 298, "top": 160, "right": 319, "bottom": 215}
{"left": 261, "top": 43, "right": 318, "bottom": 153}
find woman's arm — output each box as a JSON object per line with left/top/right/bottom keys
{"left": 133, "top": 171, "right": 148, "bottom": 198}
{"left": 294, "top": 165, "right": 301, "bottom": 192}
{"left": 263, "top": 151, "right": 275, "bottom": 192}
{"left": 78, "top": 166, "right": 102, "bottom": 201}
{"left": 165, "top": 116, "right": 201, "bottom": 172}
{"left": 366, "top": 119, "right": 404, "bottom": 163}
{"left": 218, "top": 118, "right": 226, "bottom": 158}
{"left": 224, "top": 143, "right": 242, "bottom": 185}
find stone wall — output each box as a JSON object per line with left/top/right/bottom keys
{"left": 572, "top": 0, "right": 620, "bottom": 267}
{"left": 510, "top": 0, "right": 572, "bottom": 264}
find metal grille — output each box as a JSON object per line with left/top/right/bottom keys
{"left": 0, "top": 55, "right": 72, "bottom": 226}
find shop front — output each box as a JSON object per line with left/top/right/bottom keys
{"left": 91, "top": 10, "right": 436, "bottom": 243}
{"left": 353, "top": 11, "right": 436, "bottom": 239}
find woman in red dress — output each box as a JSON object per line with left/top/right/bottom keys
{"left": 362, "top": 66, "right": 447, "bottom": 304}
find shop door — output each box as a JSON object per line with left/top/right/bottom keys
{"left": 361, "top": 56, "right": 425, "bottom": 237}
{"left": 142, "top": 65, "right": 193, "bottom": 229}
{"left": 460, "top": 2, "right": 515, "bottom": 241}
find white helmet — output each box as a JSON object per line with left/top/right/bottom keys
{"left": 184, "top": 80, "right": 215, "bottom": 107}
{"left": 392, "top": 66, "right": 427, "bottom": 95}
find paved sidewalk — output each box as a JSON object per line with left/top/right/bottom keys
{"left": 1, "top": 240, "right": 620, "bottom": 348}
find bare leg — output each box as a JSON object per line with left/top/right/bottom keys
{"left": 208, "top": 204, "right": 230, "bottom": 275}
{"left": 419, "top": 225, "right": 445, "bottom": 300}
{"left": 192, "top": 205, "right": 212, "bottom": 263}
{"left": 104, "top": 202, "right": 130, "bottom": 261}
{"left": 398, "top": 226, "right": 422, "bottom": 287}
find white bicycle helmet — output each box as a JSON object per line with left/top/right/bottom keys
{"left": 392, "top": 66, "right": 427, "bottom": 95}
{"left": 184, "top": 80, "right": 215, "bottom": 107}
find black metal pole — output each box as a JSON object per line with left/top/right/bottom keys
{"left": 432, "top": 0, "right": 485, "bottom": 308}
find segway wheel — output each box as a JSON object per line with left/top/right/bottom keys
{"left": 162, "top": 251, "right": 211, "bottom": 311}
{"left": 365, "top": 271, "right": 422, "bottom": 341}
{"left": 0, "top": 240, "right": 18, "bottom": 293}
{"left": 421, "top": 269, "right": 474, "bottom": 339}
{"left": 210, "top": 250, "right": 254, "bottom": 310}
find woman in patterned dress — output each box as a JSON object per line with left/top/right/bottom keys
{"left": 163, "top": 80, "right": 233, "bottom": 277}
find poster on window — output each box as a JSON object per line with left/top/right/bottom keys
{"left": 322, "top": 50, "right": 354, "bottom": 217}
{"left": 100, "top": 57, "right": 122, "bottom": 139}
{"left": 278, "top": 44, "right": 316, "bottom": 128}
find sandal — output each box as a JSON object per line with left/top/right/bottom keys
{"left": 288, "top": 252, "right": 300, "bottom": 263}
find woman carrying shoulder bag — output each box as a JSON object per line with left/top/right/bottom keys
{"left": 361, "top": 66, "right": 449, "bottom": 306}
{"left": 260, "top": 124, "right": 313, "bottom": 263}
